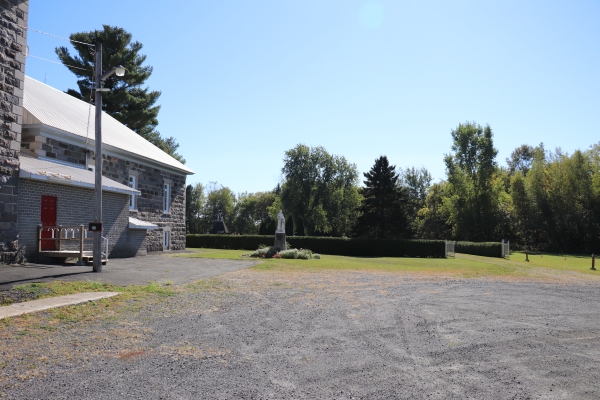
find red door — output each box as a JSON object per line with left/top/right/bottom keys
{"left": 41, "top": 195, "right": 57, "bottom": 251}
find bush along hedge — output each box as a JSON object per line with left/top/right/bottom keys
{"left": 455, "top": 241, "right": 502, "bottom": 258}
{"left": 186, "top": 234, "right": 446, "bottom": 258}
{"left": 246, "top": 246, "right": 321, "bottom": 260}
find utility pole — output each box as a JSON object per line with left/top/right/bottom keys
{"left": 93, "top": 43, "right": 103, "bottom": 273}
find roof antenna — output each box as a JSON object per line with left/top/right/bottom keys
{"left": 44, "top": 73, "right": 47, "bottom": 84}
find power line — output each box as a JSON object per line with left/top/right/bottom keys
{"left": 28, "top": 54, "right": 92, "bottom": 72}
{"left": 18, "top": 24, "right": 95, "bottom": 47}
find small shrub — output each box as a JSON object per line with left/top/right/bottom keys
{"left": 279, "top": 248, "right": 317, "bottom": 260}
{"left": 279, "top": 249, "right": 298, "bottom": 259}
{"left": 249, "top": 246, "right": 278, "bottom": 258}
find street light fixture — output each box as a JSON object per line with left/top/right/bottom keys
{"left": 92, "top": 44, "right": 125, "bottom": 272}
{"left": 100, "top": 64, "right": 125, "bottom": 80}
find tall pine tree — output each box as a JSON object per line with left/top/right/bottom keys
{"left": 354, "top": 156, "right": 411, "bottom": 239}
{"left": 55, "top": 25, "right": 184, "bottom": 162}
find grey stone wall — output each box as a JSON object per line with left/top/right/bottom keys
{"left": 0, "top": 0, "right": 27, "bottom": 263}
{"left": 21, "top": 132, "right": 88, "bottom": 166}
{"left": 103, "top": 153, "right": 187, "bottom": 252}
{"left": 19, "top": 131, "right": 188, "bottom": 253}
{"left": 17, "top": 179, "right": 145, "bottom": 261}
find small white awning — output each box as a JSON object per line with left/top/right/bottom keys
{"left": 129, "top": 217, "right": 158, "bottom": 230}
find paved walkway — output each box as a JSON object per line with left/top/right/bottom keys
{"left": 0, "top": 292, "right": 120, "bottom": 319}
{"left": 0, "top": 251, "right": 256, "bottom": 291}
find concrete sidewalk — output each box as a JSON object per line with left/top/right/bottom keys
{"left": 0, "top": 292, "right": 120, "bottom": 319}
{"left": 0, "top": 252, "right": 256, "bottom": 291}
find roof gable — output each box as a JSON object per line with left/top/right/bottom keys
{"left": 23, "top": 76, "right": 194, "bottom": 175}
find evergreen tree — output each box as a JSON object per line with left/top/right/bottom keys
{"left": 354, "top": 156, "right": 410, "bottom": 239}
{"left": 55, "top": 25, "right": 184, "bottom": 162}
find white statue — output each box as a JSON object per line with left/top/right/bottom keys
{"left": 276, "top": 210, "right": 285, "bottom": 233}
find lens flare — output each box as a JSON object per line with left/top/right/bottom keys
{"left": 359, "top": 1, "right": 384, "bottom": 29}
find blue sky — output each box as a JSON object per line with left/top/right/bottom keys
{"left": 25, "top": 0, "right": 600, "bottom": 194}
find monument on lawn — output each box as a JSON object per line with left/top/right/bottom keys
{"left": 209, "top": 211, "right": 229, "bottom": 234}
{"left": 274, "top": 210, "right": 287, "bottom": 251}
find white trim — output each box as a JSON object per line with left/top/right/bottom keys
{"left": 163, "top": 183, "right": 170, "bottom": 213}
{"left": 129, "top": 175, "right": 137, "bottom": 210}
{"left": 129, "top": 217, "right": 158, "bottom": 230}
{"left": 19, "top": 172, "right": 140, "bottom": 196}
{"left": 38, "top": 156, "right": 87, "bottom": 169}
{"left": 163, "top": 230, "right": 170, "bottom": 250}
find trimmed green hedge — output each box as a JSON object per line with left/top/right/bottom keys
{"left": 186, "top": 234, "right": 446, "bottom": 258}
{"left": 456, "top": 241, "right": 502, "bottom": 258}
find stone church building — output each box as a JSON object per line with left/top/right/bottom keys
{"left": 0, "top": 1, "right": 194, "bottom": 263}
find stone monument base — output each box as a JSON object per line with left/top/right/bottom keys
{"left": 274, "top": 232, "right": 287, "bottom": 252}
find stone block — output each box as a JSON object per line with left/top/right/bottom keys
{"left": 11, "top": 84, "right": 23, "bottom": 100}
{"left": 10, "top": 41, "right": 21, "bottom": 52}
{"left": 14, "top": 51, "right": 24, "bottom": 64}
{"left": 4, "top": 47, "right": 15, "bottom": 59}
{"left": 1, "top": 10, "right": 17, "bottom": 23}
{"left": 0, "top": 82, "right": 13, "bottom": 94}
{"left": 274, "top": 232, "right": 287, "bottom": 251}
{"left": 13, "top": 68, "right": 23, "bottom": 81}
{"left": 0, "top": 212, "right": 17, "bottom": 222}
{"left": 3, "top": 91, "right": 17, "bottom": 105}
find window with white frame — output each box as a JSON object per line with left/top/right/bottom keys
{"left": 163, "top": 230, "right": 170, "bottom": 250}
{"left": 129, "top": 176, "right": 136, "bottom": 210}
{"left": 163, "top": 183, "right": 170, "bottom": 213}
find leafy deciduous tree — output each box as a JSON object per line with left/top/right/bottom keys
{"left": 444, "top": 122, "right": 499, "bottom": 241}
{"left": 280, "top": 144, "right": 360, "bottom": 236}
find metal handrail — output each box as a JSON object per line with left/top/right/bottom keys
{"left": 102, "top": 236, "right": 109, "bottom": 261}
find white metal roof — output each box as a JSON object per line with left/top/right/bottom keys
{"left": 23, "top": 76, "right": 194, "bottom": 175}
{"left": 129, "top": 217, "right": 158, "bottom": 230}
{"left": 19, "top": 154, "right": 140, "bottom": 196}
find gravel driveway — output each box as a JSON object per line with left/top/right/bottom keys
{"left": 2, "top": 269, "right": 600, "bottom": 399}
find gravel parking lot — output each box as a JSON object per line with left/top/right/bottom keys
{"left": 2, "top": 268, "right": 600, "bottom": 399}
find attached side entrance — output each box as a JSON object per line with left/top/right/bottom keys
{"left": 40, "top": 195, "right": 57, "bottom": 251}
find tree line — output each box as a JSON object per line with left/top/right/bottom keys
{"left": 187, "top": 125, "right": 599, "bottom": 254}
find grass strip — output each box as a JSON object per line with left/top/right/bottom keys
{"left": 177, "top": 248, "right": 599, "bottom": 278}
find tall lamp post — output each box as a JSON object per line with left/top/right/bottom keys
{"left": 92, "top": 43, "right": 125, "bottom": 272}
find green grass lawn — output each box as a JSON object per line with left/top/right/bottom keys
{"left": 178, "top": 248, "right": 599, "bottom": 279}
